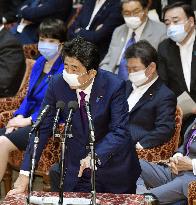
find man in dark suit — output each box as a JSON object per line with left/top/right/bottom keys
{"left": 0, "top": 16, "right": 25, "bottom": 97}
{"left": 11, "top": 0, "right": 73, "bottom": 44}
{"left": 7, "top": 37, "right": 141, "bottom": 195}
{"left": 158, "top": 2, "right": 196, "bottom": 135}
{"left": 67, "top": 0, "right": 124, "bottom": 60}
{"left": 139, "top": 118, "right": 196, "bottom": 204}
{"left": 0, "top": 0, "right": 24, "bottom": 23}
{"left": 125, "top": 40, "right": 176, "bottom": 149}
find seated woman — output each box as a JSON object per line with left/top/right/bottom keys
{"left": 0, "top": 18, "right": 66, "bottom": 181}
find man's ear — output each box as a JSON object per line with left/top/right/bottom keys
{"left": 88, "top": 69, "right": 97, "bottom": 78}
{"left": 146, "top": 62, "right": 156, "bottom": 77}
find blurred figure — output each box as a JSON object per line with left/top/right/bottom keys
{"left": 11, "top": 0, "right": 73, "bottom": 44}
{"left": 100, "top": 0, "right": 166, "bottom": 80}
{"left": 139, "top": 118, "right": 196, "bottom": 204}
{"left": 0, "top": 13, "right": 25, "bottom": 97}
{"left": 0, "top": 18, "right": 66, "bottom": 182}
{"left": 67, "top": 0, "right": 124, "bottom": 60}
{"left": 0, "top": 0, "right": 24, "bottom": 23}
{"left": 158, "top": 2, "right": 196, "bottom": 135}
{"left": 125, "top": 40, "right": 176, "bottom": 149}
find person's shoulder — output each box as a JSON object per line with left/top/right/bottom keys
{"left": 114, "top": 24, "right": 127, "bottom": 34}
{"left": 157, "top": 78, "right": 176, "bottom": 98}
{"left": 159, "top": 37, "right": 174, "bottom": 49}
{"left": 98, "top": 69, "right": 126, "bottom": 89}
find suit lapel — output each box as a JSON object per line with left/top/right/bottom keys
{"left": 140, "top": 19, "right": 153, "bottom": 40}
{"left": 129, "top": 78, "right": 161, "bottom": 114}
{"left": 190, "top": 37, "right": 196, "bottom": 93}
{"left": 89, "top": 70, "right": 106, "bottom": 120}
{"left": 89, "top": 0, "right": 111, "bottom": 28}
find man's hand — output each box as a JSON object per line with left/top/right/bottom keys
{"left": 168, "top": 156, "right": 180, "bottom": 174}
{"left": 6, "top": 116, "right": 31, "bottom": 128}
{"left": 78, "top": 156, "right": 91, "bottom": 177}
{"left": 192, "top": 107, "right": 196, "bottom": 114}
{"left": 6, "top": 174, "right": 29, "bottom": 196}
{"left": 175, "top": 156, "right": 193, "bottom": 172}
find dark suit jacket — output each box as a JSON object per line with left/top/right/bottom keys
{"left": 158, "top": 37, "right": 196, "bottom": 102}
{"left": 67, "top": 0, "right": 124, "bottom": 60}
{"left": 21, "top": 69, "right": 141, "bottom": 193}
{"left": 14, "top": 56, "right": 64, "bottom": 121}
{"left": 0, "top": 0, "right": 24, "bottom": 23}
{"left": 0, "top": 28, "right": 25, "bottom": 97}
{"left": 126, "top": 78, "right": 177, "bottom": 148}
{"left": 177, "top": 118, "right": 196, "bottom": 159}
{"left": 13, "top": 0, "right": 73, "bottom": 44}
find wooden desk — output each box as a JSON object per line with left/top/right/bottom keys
{"left": 1, "top": 191, "right": 144, "bottom": 205}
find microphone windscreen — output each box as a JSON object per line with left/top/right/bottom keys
{"left": 68, "top": 101, "right": 78, "bottom": 112}
{"left": 56, "top": 101, "right": 65, "bottom": 110}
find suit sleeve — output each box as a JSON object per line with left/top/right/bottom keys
{"left": 18, "top": 0, "right": 71, "bottom": 23}
{"left": 95, "top": 81, "right": 131, "bottom": 166}
{"left": 99, "top": 27, "right": 118, "bottom": 72}
{"left": 157, "top": 43, "right": 170, "bottom": 86}
{"left": 139, "top": 92, "right": 177, "bottom": 148}
{"left": 67, "top": 1, "right": 123, "bottom": 44}
{"left": 0, "top": 37, "right": 25, "bottom": 95}
{"left": 20, "top": 77, "right": 56, "bottom": 171}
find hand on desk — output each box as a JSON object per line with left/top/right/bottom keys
{"left": 7, "top": 174, "right": 29, "bottom": 196}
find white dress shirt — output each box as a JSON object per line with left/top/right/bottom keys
{"left": 76, "top": 79, "right": 94, "bottom": 106}
{"left": 0, "top": 24, "right": 4, "bottom": 32}
{"left": 86, "top": 0, "right": 107, "bottom": 30}
{"left": 127, "top": 76, "right": 158, "bottom": 112}
{"left": 177, "top": 30, "right": 196, "bottom": 92}
{"left": 117, "top": 19, "right": 148, "bottom": 65}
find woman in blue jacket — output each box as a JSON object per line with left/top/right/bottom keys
{"left": 0, "top": 18, "right": 66, "bottom": 181}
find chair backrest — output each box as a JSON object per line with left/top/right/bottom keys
{"left": 0, "top": 59, "right": 35, "bottom": 113}
{"left": 137, "top": 106, "right": 183, "bottom": 162}
{"left": 23, "top": 44, "right": 39, "bottom": 59}
{"left": 188, "top": 181, "right": 196, "bottom": 205}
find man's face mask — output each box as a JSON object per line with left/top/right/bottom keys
{"left": 167, "top": 23, "right": 188, "bottom": 43}
{"left": 38, "top": 41, "right": 59, "bottom": 61}
{"left": 62, "top": 69, "right": 88, "bottom": 89}
{"left": 124, "top": 16, "right": 142, "bottom": 29}
{"left": 128, "top": 67, "right": 149, "bottom": 87}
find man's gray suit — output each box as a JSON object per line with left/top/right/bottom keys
{"left": 140, "top": 119, "right": 196, "bottom": 204}
{"left": 100, "top": 18, "right": 166, "bottom": 73}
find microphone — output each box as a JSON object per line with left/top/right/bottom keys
{"left": 52, "top": 101, "right": 66, "bottom": 137}
{"left": 30, "top": 105, "right": 50, "bottom": 133}
{"left": 84, "top": 102, "right": 94, "bottom": 132}
{"left": 64, "top": 101, "right": 78, "bottom": 132}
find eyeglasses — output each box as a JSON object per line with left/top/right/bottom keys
{"left": 122, "top": 10, "right": 144, "bottom": 17}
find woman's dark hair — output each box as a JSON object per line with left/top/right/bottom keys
{"left": 163, "top": 2, "right": 196, "bottom": 23}
{"left": 39, "top": 18, "right": 67, "bottom": 42}
{"left": 121, "top": 0, "right": 149, "bottom": 9}
{"left": 125, "top": 40, "right": 157, "bottom": 67}
{"left": 62, "top": 37, "right": 100, "bottom": 71}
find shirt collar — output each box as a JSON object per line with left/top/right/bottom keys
{"left": 177, "top": 29, "right": 196, "bottom": 48}
{"left": 128, "top": 18, "right": 148, "bottom": 40}
{"left": 76, "top": 78, "right": 95, "bottom": 97}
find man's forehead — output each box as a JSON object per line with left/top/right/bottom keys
{"left": 164, "top": 7, "right": 187, "bottom": 20}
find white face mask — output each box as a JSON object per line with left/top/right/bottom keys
{"left": 63, "top": 69, "right": 89, "bottom": 88}
{"left": 167, "top": 24, "right": 188, "bottom": 43}
{"left": 128, "top": 69, "right": 148, "bottom": 87}
{"left": 124, "top": 16, "right": 142, "bottom": 29}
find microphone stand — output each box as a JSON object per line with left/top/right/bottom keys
{"left": 58, "top": 109, "right": 74, "bottom": 205}
{"left": 85, "top": 102, "right": 98, "bottom": 205}
{"left": 26, "top": 130, "right": 40, "bottom": 205}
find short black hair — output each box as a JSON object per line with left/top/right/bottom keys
{"left": 121, "top": 0, "right": 149, "bottom": 9}
{"left": 125, "top": 40, "right": 157, "bottom": 67}
{"left": 62, "top": 36, "right": 100, "bottom": 71}
{"left": 163, "top": 2, "right": 196, "bottom": 23}
{"left": 39, "top": 18, "right": 67, "bottom": 42}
